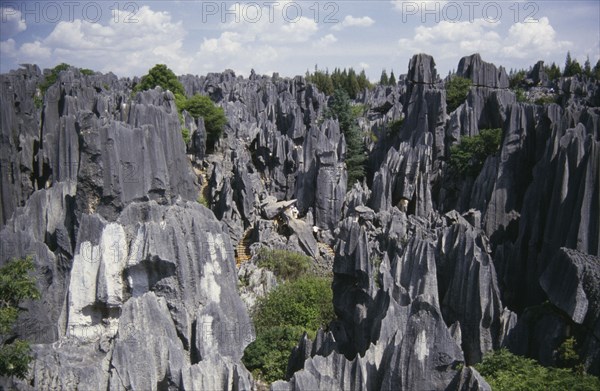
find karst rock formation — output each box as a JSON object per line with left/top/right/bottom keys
{"left": 0, "top": 53, "right": 598, "bottom": 390}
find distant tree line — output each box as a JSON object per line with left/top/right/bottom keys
{"left": 305, "top": 67, "right": 399, "bottom": 98}
{"left": 509, "top": 52, "right": 600, "bottom": 87}
{"left": 305, "top": 66, "right": 372, "bottom": 98}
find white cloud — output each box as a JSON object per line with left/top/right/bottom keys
{"left": 502, "top": 17, "right": 570, "bottom": 59}
{"left": 19, "top": 41, "right": 51, "bottom": 60}
{"left": 1, "top": 6, "right": 190, "bottom": 76}
{"left": 200, "top": 32, "right": 251, "bottom": 55}
{"left": 223, "top": 2, "right": 318, "bottom": 44}
{"left": 0, "top": 8, "right": 27, "bottom": 39}
{"left": 398, "top": 17, "right": 571, "bottom": 68}
{"left": 188, "top": 1, "right": 322, "bottom": 75}
{"left": 0, "top": 38, "right": 17, "bottom": 57}
{"left": 331, "top": 15, "right": 375, "bottom": 31}
{"left": 314, "top": 34, "right": 337, "bottom": 48}
{"left": 359, "top": 62, "right": 370, "bottom": 70}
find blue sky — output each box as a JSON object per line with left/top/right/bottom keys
{"left": 1, "top": 1, "right": 599, "bottom": 80}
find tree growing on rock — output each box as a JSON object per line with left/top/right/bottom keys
{"left": 389, "top": 70, "right": 397, "bottom": 86}
{"left": 446, "top": 76, "right": 472, "bottom": 112}
{"left": 242, "top": 276, "right": 334, "bottom": 382}
{"left": 134, "top": 64, "right": 185, "bottom": 96}
{"left": 563, "top": 52, "right": 583, "bottom": 77}
{"left": 379, "top": 69, "right": 389, "bottom": 85}
{"left": 0, "top": 257, "right": 40, "bottom": 379}
{"left": 179, "top": 94, "right": 227, "bottom": 151}
{"left": 449, "top": 128, "right": 502, "bottom": 177}
{"left": 325, "top": 89, "right": 366, "bottom": 186}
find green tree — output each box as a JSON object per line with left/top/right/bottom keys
{"left": 446, "top": 76, "right": 472, "bottom": 112}
{"left": 379, "top": 69, "right": 389, "bottom": 85}
{"left": 388, "top": 70, "right": 397, "bottom": 86}
{"left": 509, "top": 69, "right": 526, "bottom": 89}
{"left": 242, "top": 325, "right": 305, "bottom": 382}
{"left": 475, "top": 349, "right": 600, "bottom": 391}
{"left": 357, "top": 69, "right": 371, "bottom": 91}
{"left": 346, "top": 68, "right": 360, "bottom": 99}
{"left": 545, "top": 62, "right": 561, "bottom": 80}
{"left": 449, "top": 128, "right": 502, "bottom": 177}
{"left": 134, "top": 64, "right": 185, "bottom": 96}
{"left": 583, "top": 56, "right": 592, "bottom": 77}
{"left": 563, "top": 52, "right": 583, "bottom": 77}
{"left": 242, "top": 276, "right": 334, "bottom": 382}
{"left": 179, "top": 94, "right": 227, "bottom": 150}
{"left": 325, "top": 89, "right": 366, "bottom": 186}
{"left": 593, "top": 60, "right": 600, "bottom": 80}
{"left": 0, "top": 257, "right": 40, "bottom": 379}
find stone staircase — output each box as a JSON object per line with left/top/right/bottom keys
{"left": 236, "top": 227, "right": 254, "bottom": 266}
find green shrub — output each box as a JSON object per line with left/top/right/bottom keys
{"left": 243, "top": 276, "right": 335, "bottom": 382}
{"left": 33, "top": 96, "right": 42, "bottom": 109}
{"left": 351, "top": 104, "right": 367, "bottom": 118}
{"left": 242, "top": 325, "right": 305, "bottom": 383}
{"left": 557, "top": 337, "right": 583, "bottom": 372}
{"left": 181, "top": 127, "right": 191, "bottom": 145}
{"left": 256, "top": 249, "right": 311, "bottom": 281}
{"left": 178, "top": 94, "right": 227, "bottom": 151}
{"left": 475, "top": 349, "right": 600, "bottom": 391}
{"left": 0, "top": 257, "right": 40, "bottom": 379}
{"left": 80, "top": 68, "right": 94, "bottom": 76}
{"left": 449, "top": 128, "right": 502, "bottom": 177}
{"left": 515, "top": 88, "right": 527, "bottom": 103}
{"left": 134, "top": 64, "right": 185, "bottom": 96}
{"left": 446, "top": 76, "right": 472, "bottom": 112}
{"left": 534, "top": 95, "right": 557, "bottom": 105}
{"left": 387, "top": 118, "right": 404, "bottom": 136}
{"left": 252, "top": 276, "right": 334, "bottom": 334}
{"left": 197, "top": 194, "right": 208, "bottom": 207}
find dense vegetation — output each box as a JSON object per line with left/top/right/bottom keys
{"left": 135, "top": 64, "right": 227, "bottom": 150}
{"left": 242, "top": 265, "right": 335, "bottom": 383}
{"left": 256, "top": 248, "right": 311, "bottom": 281}
{"left": 446, "top": 76, "right": 472, "bottom": 112}
{"left": 475, "top": 349, "right": 600, "bottom": 391}
{"left": 449, "top": 128, "right": 502, "bottom": 177}
{"left": 305, "top": 67, "right": 371, "bottom": 98}
{"left": 324, "top": 89, "right": 367, "bottom": 186}
{"left": 177, "top": 94, "right": 227, "bottom": 150}
{"left": 0, "top": 257, "right": 40, "bottom": 379}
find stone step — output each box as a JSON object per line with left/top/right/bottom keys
{"left": 235, "top": 227, "right": 254, "bottom": 266}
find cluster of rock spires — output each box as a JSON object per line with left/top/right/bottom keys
{"left": 0, "top": 52, "right": 598, "bottom": 390}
